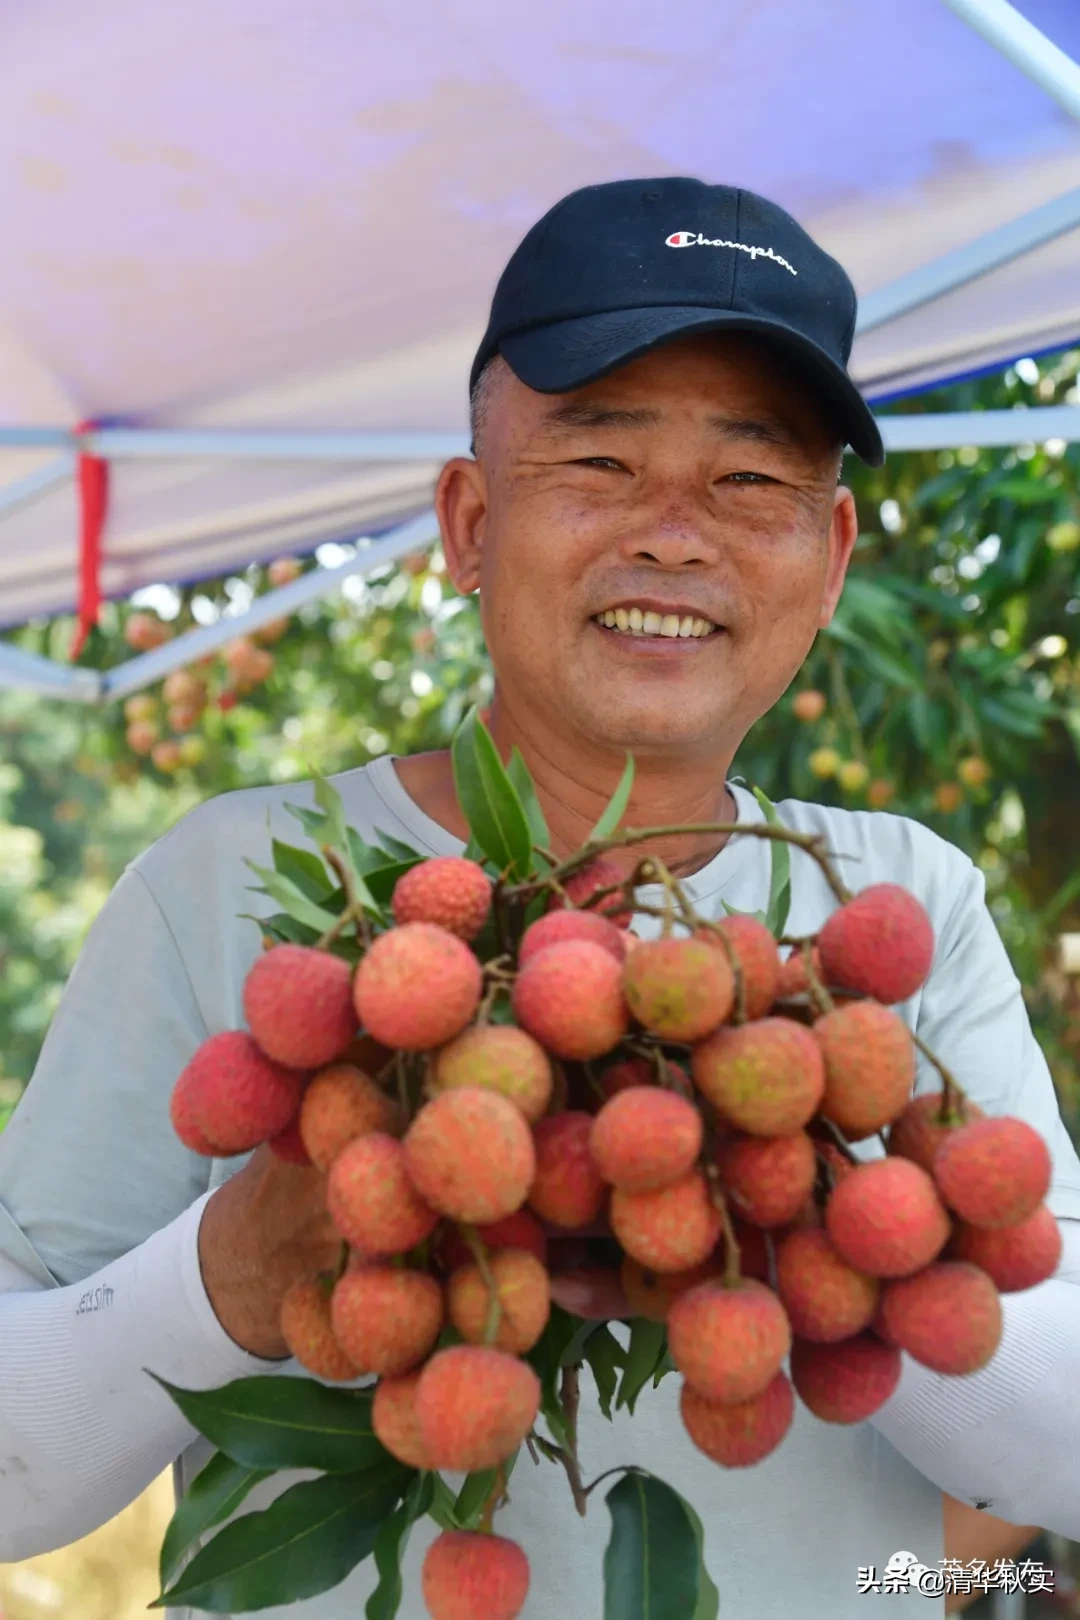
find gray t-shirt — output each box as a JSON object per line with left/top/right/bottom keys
{"left": 3, "top": 756, "right": 1079, "bottom": 1619}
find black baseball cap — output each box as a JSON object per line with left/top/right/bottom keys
{"left": 471, "top": 177, "right": 884, "bottom": 466}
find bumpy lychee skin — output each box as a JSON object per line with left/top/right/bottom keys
{"left": 416, "top": 1345, "right": 541, "bottom": 1471}
{"left": 680, "top": 1372, "right": 794, "bottom": 1468}
{"left": 326, "top": 1132, "right": 439, "bottom": 1254}
{"left": 814, "top": 1001, "right": 915, "bottom": 1140}
{"left": 299, "top": 1063, "right": 400, "bottom": 1170}
{"left": 422, "top": 1530, "right": 530, "bottom": 1620}
{"left": 826, "top": 1157, "right": 949, "bottom": 1278}
{"left": 790, "top": 1333, "right": 902, "bottom": 1423}
{"left": 439, "top": 1209, "right": 549, "bottom": 1274}
{"left": 403, "top": 1088, "right": 535, "bottom": 1223}
{"left": 329, "top": 1266, "right": 444, "bottom": 1375}
{"left": 519, "top": 908, "right": 626, "bottom": 966}
{"left": 170, "top": 1031, "right": 305, "bottom": 1154}
{"left": 619, "top": 1256, "right": 724, "bottom": 1322}
{"left": 817, "top": 882, "right": 934, "bottom": 1005}
{"left": 551, "top": 856, "right": 632, "bottom": 927}
{"left": 692, "top": 1018, "right": 825, "bottom": 1136}
{"left": 448, "top": 1248, "right": 551, "bottom": 1353}
{"left": 668, "top": 1279, "right": 792, "bottom": 1403}
{"left": 527, "top": 1111, "right": 607, "bottom": 1228}
{"left": 949, "top": 1204, "right": 1062, "bottom": 1292}
{"left": 268, "top": 1113, "right": 313, "bottom": 1165}
{"left": 887, "top": 1091, "right": 984, "bottom": 1171}
{"left": 390, "top": 856, "right": 492, "bottom": 941}
{"left": 432, "top": 1025, "right": 553, "bottom": 1124}
{"left": 773, "top": 946, "right": 823, "bottom": 1003}
{"left": 610, "top": 1169, "right": 723, "bottom": 1274}
{"left": 717, "top": 1131, "right": 816, "bottom": 1228}
{"left": 775, "top": 1227, "right": 880, "bottom": 1342}
{"left": 623, "top": 937, "right": 735, "bottom": 1042}
{"left": 353, "top": 923, "right": 482, "bottom": 1050}
{"left": 512, "top": 941, "right": 630, "bottom": 1061}
{"left": 698, "top": 915, "right": 781, "bottom": 1020}
{"left": 371, "top": 1371, "right": 434, "bottom": 1469}
{"left": 879, "top": 1261, "right": 1003, "bottom": 1374}
{"left": 589, "top": 1086, "right": 703, "bottom": 1191}
{"left": 933, "top": 1115, "right": 1052, "bottom": 1229}
{"left": 243, "top": 944, "right": 358, "bottom": 1069}
{"left": 279, "top": 1278, "right": 359, "bottom": 1381}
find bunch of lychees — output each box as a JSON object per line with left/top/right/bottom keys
{"left": 168, "top": 811, "right": 1058, "bottom": 1620}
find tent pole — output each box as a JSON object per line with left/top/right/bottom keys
{"left": 943, "top": 0, "right": 1080, "bottom": 121}
{"left": 0, "top": 641, "right": 102, "bottom": 702}
{"left": 879, "top": 405, "right": 1080, "bottom": 452}
{"left": 0, "top": 456, "right": 74, "bottom": 516}
{"left": 0, "top": 428, "right": 469, "bottom": 462}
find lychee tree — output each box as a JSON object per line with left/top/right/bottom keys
{"left": 148, "top": 709, "right": 1060, "bottom": 1620}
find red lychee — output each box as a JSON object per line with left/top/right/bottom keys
{"left": 403, "top": 1088, "right": 535, "bottom": 1223}
{"left": 551, "top": 856, "right": 632, "bottom": 927}
{"left": 512, "top": 941, "right": 630, "bottom": 1060}
{"left": 825, "top": 1157, "right": 949, "bottom": 1278}
{"left": 623, "top": 937, "right": 735, "bottom": 1041}
{"left": 329, "top": 1266, "right": 444, "bottom": 1375}
{"left": 391, "top": 856, "right": 492, "bottom": 941}
{"left": 692, "top": 1018, "right": 825, "bottom": 1136}
{"left": 817, "top": 883, "right": 934, "bottom": 1004}
{"left": 814, "top": 1001, "right": 915, "bottom": 1140}
{"left": 773, "top": 946, "right": 823, "bottom": 1002}
{"left": 353, "top": 923, "right": 482, "bottom": 1050}
{"left": 610, "top": 1168, "right": 722, "bottom": 1274}
{"left": 949, "top": 1204, "right": 1062, "bottom": 1292}
{"left": 439, "top": 1209, "right": 549, "bottom": 1274}
{"left": 416, "top": 1345, "right": 541, "bottom": 1471}
{"left": 170, "top": 1031, "right": 305, "bottom": 1154}
{"left": 698, "top": 915, "right": 781, "bottom": 1020}
{"left": 268, "top": 1113, "right": 313, "bottom": 1165}
{"left": 589, "top": 1086, "right": 703, "bottom": 1191}
{"left": 242, "top": 943, "right": 357, "bottom": 1070}
{"left": 519, "top": 908, "right": 626, "bottom": 966}
{"left": 668, "top": 1278, "right": 792, "bottom": 1403}
{"left": 717, "top": 1131, "right": 816, "bottom": 1228}
{"left": 432, "top": 1025, "right": 553, "bottom": 1125}
{"left": 447, "top": 1248, "right": 551, "bottom": 1353}
{"left": 326, "top": 1132, "right": 439, "bottom": 1254}
{"left": 619, "top": 1256, "right": 724, "bottom": 1322}
{"left": 279, "top": 1277, "right": 359, "bottom": 1381}
{"left": 879, "top": 1260, "right": 1002, "bottom": 1374}
{"left": 774, "top": 1227, "right": 880, "bottom": 1342}
{"left": 680, "top": 1372, "right": 794, "bottom": 1467}
{"left": 933, "top": 1116, "right": 1051, "bottom": 1229}
{"left": 299, "top": 1063, "right": 400, "bottom": 1171}
{"left": 422, "top": 1530, "right": 530, "bottom": 1620}
{"left": 372, "top": 1371, "right": 435, "bottom": 1469}
{"left": 790, "top": 1333, "right": 901, "bottom": 1422}
{"left": 887, "top": 1091, "right": 984, "bottom": 1172}
{"left": 527, "top": 1111, "right": 607, "bottom": 1228}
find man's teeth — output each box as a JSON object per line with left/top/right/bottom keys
{"left": 595, "top": 609, "right": 715, "bottom": 638}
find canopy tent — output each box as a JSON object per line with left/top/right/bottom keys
{"left": 3, "top": 0, "right": 1080, "bottom": 701}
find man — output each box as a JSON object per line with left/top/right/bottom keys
{"left": 0, "top": 178, "right": 1078, "bottom": 1619}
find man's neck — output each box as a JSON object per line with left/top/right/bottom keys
{"left": 392, "top": 696, "right": 739, "bottom": 880}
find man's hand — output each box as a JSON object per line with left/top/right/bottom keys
{"left": 546, "top": 1224, "right": 630, "bottom": 1320}
{"left": 197, "top": 1144, "right": 343, "bottom": 1360}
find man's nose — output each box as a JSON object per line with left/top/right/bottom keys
{"left": 620, "top": 514, "right": 714, "bottom": 568}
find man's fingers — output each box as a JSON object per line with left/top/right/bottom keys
{"left": 549, "top": 1266, "right": 629, "bottom": 1321}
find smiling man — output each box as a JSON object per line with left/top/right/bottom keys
{"left": 1, "top": 178, "right": 1080, "bottom": 1620}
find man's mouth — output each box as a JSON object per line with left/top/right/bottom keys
{"left": 591, "top": 605, "right": 718, "bottom": 639}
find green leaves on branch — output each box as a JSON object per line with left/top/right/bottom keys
{"left": 451, "top": 708, "right": 534, "bottom": 880}
{"left": 589, "top": 754, "right": 635, "bottom": 842}
{"left": 753, "top": 786, "right": 792, "bottom": 938}
{"left": 603, "top": 1470, "right": 716, "bottom": 1620}
{"left": 614, "top": 1319, "right": 668, "bottom": 1416}
{"left": 149, "top": 1374, "right": 388, "bottom": 1475}
{"left": 158, "top": 1450, "right": 271, "bottom": 1591}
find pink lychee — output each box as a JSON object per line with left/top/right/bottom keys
{"left": 243, "top": 944, "right": 358, "bottom": 1069}
{"left": 353, "top": 923, "right": 482, "bottom": 1050}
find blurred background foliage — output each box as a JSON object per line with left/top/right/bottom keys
{"left": 5, "top": 349, "right": 1080, "bottom": 1140}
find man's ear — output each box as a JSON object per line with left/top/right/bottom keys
{"left": 435, "top": 457, "right": 487, "bottom": 595}
{"left": 818, "top": 485, "right": 859, "bottom": 629}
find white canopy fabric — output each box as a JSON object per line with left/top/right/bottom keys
{"left": 2, "top": 0, "right": 1080, "bottom": 646}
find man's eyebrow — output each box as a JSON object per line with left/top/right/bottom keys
{"left": 538, "top": 402, "right": 663, "bottom": 433}
{"left": 706, "top": 413, "right": 804, "bottom": 449}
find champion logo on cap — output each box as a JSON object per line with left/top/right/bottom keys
{"left": 664, "top": 230, "right": 797, "bottom": 276}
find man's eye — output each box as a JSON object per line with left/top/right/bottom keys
{"left": 573, "top": 456, "right": 625, "bottom": 471}
{"left": 724, "top": 471, "right": 773, "bottom": 484}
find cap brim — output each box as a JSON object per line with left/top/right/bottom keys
{"left": 499, "top": 306, "right": 884, "bottom": 467}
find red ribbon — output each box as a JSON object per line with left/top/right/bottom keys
{"left": 69, "top": 419, "right": 109, "bottom": 659}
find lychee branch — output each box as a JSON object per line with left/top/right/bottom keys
{"left": 910, "top": 1030, "right": 968, "bottom": 1118}
{"left": 315, "top": 846, "right": 373, "bottom": 950}
{"left": 460, "top": 1225, "right": 504, "bottom": 1346}
{"left": 704, "top": 1164, "right": 742, "bottom": 1289}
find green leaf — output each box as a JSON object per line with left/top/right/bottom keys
{"left": 652, "top": 1347, "right": 678, "bottom": 1388}
{"left": 426, "top": 1473, "right": 462, "bottom": 1531}
{"left": 313, "top": 774, "right": 352, "bottom": 855}
{"left": 371, "top": 829, "right": 425, "bottom": 864}
{"left": 152, "top": 1461, "right": 409, "bottom": 1612}
{"left": 616, "top": 1319, "right": 667, "bottom": 1416}
{"left": 244, "top": 862, "right": 342, "bottom": 935}
{"left": 584, "top": 1326, "right": 626, "bottom": 1420}
{"left": 450, "top": 708, "right": 533, "bottom": 879}
{"left": 602, "top": 1470, "right": 701, "bottom": 1620}
{"left": 271, "top": 839, "right": 333, "bottom": 902}
{"left": 684, "top": 1497, "right": 721, "bottom": 1620}
{"left": 283, "top": 802, "right": 331, "bottom": 843}
{"left": 240, "top": 910, "right": 322, "bottom": 949}
{"left": 159, "top": 1450, "right": 271, "bottom": 1589}
{"left": 752, "top": 787, "right": 792, "bottom": 939}
{"left": 589, "top": 755, "right": 635, "bottom": 841}
{"left": 365, "top": 1473, "right": 434, "bottom": 1620}
{"left": 148, "top": 1374, "right": 388, "bottom": 1475}
{"left": 452, "top": 1467, "right": 501, "bottom": 1528}
{"left": 508, "top": 746, "right": 551, "bottom": 861}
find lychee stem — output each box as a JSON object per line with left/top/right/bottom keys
{"left": 316, "top": 846, "right": 373, "bottom": 950}
{"left": 557, "top": 1365, "right": 588, "bottom": 1518}
{"left": 478, "top": 1462, "right": 508, "bottom": 1533}
{"left": 813, "top": 1118, "right": 860, "bottom": 1165}
{"left": 910, "top": 1030, "right": 969, "bottom": 1118}
{"left": 333, "top": 1241, "right": 350, "bottom": 1282}
{"left": 460, "top": 1225, "right": 504, "bottom": 1346}
{"left": 802, "top": 942, "right": 836, "bottom": 1016}
{"left": 705, "top": 1163, "right": 743, "bottom": 1289}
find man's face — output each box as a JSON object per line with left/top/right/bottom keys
{"left": 439, "top": 332, "right": 858, "bottom": 760}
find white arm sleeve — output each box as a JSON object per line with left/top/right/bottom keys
{"left": 0, "top": 1190, "right": 289, "bottom": 1562}
{"left": 873, "top": 1218, "right": 1080, "bottom": 1534}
